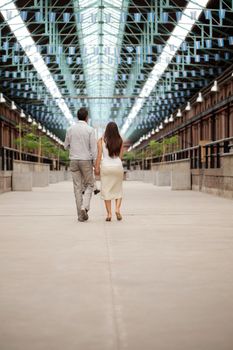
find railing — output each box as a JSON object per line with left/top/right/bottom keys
{"left": 152, "top": 146, "right": 201, "bottom": 169}
{"left": 204, "top": 137, "right": 233, "bottom": 169}
{"left": 130, "top": 146, "right": 201, "bottom": 170}
{"left": 129, "top": 136, "right": 233, "bottom": 171}
{"left": 0, "top": 146, "right": 65, "bottom": 171}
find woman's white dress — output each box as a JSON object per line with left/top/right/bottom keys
{"left": 100, "top": 141, "right": 124, "bottom": 200}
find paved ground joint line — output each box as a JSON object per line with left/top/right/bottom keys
{"left": 101, "top": 202, "right": 126, "bottom": 350}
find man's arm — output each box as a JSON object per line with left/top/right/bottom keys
{"left": 90, "top": 128, "right": 97, "bottom": 160}
{"left": 64, "top": 129, "right": 70, "bottom": 150}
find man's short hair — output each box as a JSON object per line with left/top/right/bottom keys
{"left": 77, "top": 107, "right": 88, "bottom": 121}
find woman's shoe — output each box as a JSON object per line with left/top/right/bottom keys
{"left": 106, "top": 217, "right": 112, "bottom": 222}
{"left": 115, "top": 212, "right": 122, "bottom": 221}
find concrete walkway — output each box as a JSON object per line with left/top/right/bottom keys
{"left": 0, "top": 181, "right": 233, "bottom": 350}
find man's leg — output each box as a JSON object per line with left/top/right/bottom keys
{"left": 70, "top": 160, "right": 83, "bottom": 219}
{"left": 79, "top": 161, "right": 94, "bottom": 212}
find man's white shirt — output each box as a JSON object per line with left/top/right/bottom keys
{"left": 64, "top": 121, "right": 97, "bottom": 160}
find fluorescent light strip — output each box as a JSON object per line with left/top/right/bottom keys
{"left": 0, "top": 1, "right": 74, "bottom": 124}
{"left": 121, "top": 0, "right": 210, "bottom": 136}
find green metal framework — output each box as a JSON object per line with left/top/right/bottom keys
{"left": 0, "top": 0, "right": 233, "bottom": 142}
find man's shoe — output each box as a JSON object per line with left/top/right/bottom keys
{"left": 78, "top": 217, "right": 85, "bottom": 222}
{"left": 85, "top": 209, "right": 89, "bottom": 221}
{"left": 81, "top": 209, "right": 89, "bottom": 221}
{"left": 94, "top": 189, "right": 100, "bottom": 195}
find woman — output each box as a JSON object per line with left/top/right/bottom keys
{"left": 95, "top": 122, "right": 124, "bottom": 221}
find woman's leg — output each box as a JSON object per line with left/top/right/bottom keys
{"left": 104, "top": 200, "right": 112, "bottom": 218}
{"left": 115, "top": 198, "right": 122, "bottom": 214}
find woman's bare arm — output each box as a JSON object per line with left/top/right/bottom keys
{"left": 95, "top": 138, "right": 102, "bottom": 175}
{"left": 119, "top": 142, "right": 124, "bottom": 160}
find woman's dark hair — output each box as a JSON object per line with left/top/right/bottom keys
{"left": 104, "top": 122, "right": 123, "bottom": 157}
{"left": 77, "top": 107, "right": 88, "bottom": 121}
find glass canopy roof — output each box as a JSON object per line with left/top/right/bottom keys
{"left": 73, "top": 0, "right": 129, "bottom": 134}
{"left": 1, "top": 0, "right": 233, "bottom": 143}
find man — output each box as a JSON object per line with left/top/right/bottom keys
{"left": 65, "top": 108, "right": 97, "bottom": 222}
